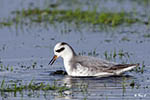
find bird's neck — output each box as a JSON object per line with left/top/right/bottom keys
{"left": 61, "top": 51, "right": 76, "bottom": 75}
{"left": 61, "top": 48, "right": 76, "bottom": 62}
{"left": 62, "top": 52, "right": 74, "bottom": 62}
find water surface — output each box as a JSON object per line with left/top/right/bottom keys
{"left": 0, "top": 0, "right": 150, "bottom": 100}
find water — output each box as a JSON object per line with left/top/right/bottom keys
{"left": 0, "top": 0, "right": 150, "bottom": 100}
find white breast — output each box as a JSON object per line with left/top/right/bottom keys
{"left": 64, "top": 60, "right": 88, "bottom": 76}
{"left": 71, "top": 63, "right": 89, "bottom": 76}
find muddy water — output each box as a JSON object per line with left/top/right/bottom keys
{"left": 0, "top": 0, "right": 150, "bottom": 100}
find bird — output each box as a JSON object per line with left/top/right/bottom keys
{"left": 49, "top": 42, "right": 139, "bottom": 77}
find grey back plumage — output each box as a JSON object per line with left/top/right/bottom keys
{"left": 71, "top": 56, "right": 116, "bottom": 71}
{"left": 70, "top": 55, "right": 138, "bottom": 74}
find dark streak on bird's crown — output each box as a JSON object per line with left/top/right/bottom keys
{"left": 61, "top": 42, "right": 67, "bottom": 45}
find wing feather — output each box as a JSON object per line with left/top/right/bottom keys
{"left": 74, "top": 56, "right": 116, "bottom": 71}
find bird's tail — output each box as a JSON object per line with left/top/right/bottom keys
{"left": 112, "top": 63, "right": 139, "bottom": 75}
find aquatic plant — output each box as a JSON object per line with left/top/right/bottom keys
{"left": 121, "top": 36, "right": 130, "bottom": 41}
{"left": 88, "top": 49, "right": 99, "bottom": 57}
{"left": 0, "top": 59, "right": 2, "bottom": 64}
{"left": 78, "top": 49, "right": 99, "bottom": 57}
{"left": 32, "top": 62, "right": 37, "bottom": 69}
{"left": 104, "top": 49, "right": 130, "bottom": 62}
{"left": 0, "top": 79, "right": 69, "bottom": 95}
{"left": 0, "top": 64, "right": 14, "bottom": 72}
{"left": 122, "top": 77, "right": 127, "bottom": 96}
{"left": 0, "top": 21, "right": 12, "bottom": 27}
{"left": 134, "top": 61, "right": 145, "bottom": 73}
{"left": 143, "top": 34, "right": 150, "bottom": 38}
{"left": 0, "top": 7, "right": 141, "bottom": 29}
{"left": 130, "top": 80, "right": 135, "bottom": 89}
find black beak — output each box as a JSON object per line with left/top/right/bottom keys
{"left": 48, "top": 55, "right": 58, "bottom": 65}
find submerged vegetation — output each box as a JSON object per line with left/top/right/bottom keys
{"left": 0, "top": 79, "right": 69, "bottom": 97}
{"left": 0, "top": 7, "right": 143, "bottom": 28}
{"left": 104, "top": 49, "right": 131, "bottom": 63}
{"left": 0, "top": 64, "right": 14, "bottom": 72}
{"left": 143, "top": 34, "right": 150, "bottom": 38}
{"left": 79, "top": 49, "right": 99, "bottom": 57}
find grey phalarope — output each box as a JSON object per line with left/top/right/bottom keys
{"left": 49, "top": 42, "right": 139, "bottom": 77}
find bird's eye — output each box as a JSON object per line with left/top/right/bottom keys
{"left": 55, "top": 47, "right": 65, "bottom": 53}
